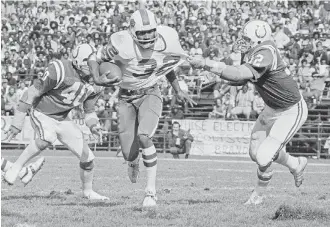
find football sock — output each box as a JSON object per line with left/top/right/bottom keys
{"left": 142, "top": 145, "right": 157, "bottom": 194}
{"left": 274, "top": 150, "right": 299, "bottom": 172}
{"left": 10, "top": 141, "right": 42, "bottom": 172}
{"left": 254, "top": 167, "right": 273, "bottom": 196}
{"left": 80, "top": 168, "right": 94, "bottom": 195}
{"left": 1, "top": 158, "right": 12, "bottom": 172}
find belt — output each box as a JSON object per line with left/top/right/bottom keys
{"left": 119, "top": 85, "right": 158, "bottom": 97}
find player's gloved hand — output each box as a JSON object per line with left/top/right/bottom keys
{"left": 90, "top": 124, "right": 107, "bottom": 143}
{"left": 4, "top": 125, "right": 21, "bottom": 142}
{"left": 176, "top": 90, "right": 197, "bottom": 107}
{"left": 187, "top": 55, "right": 205, "bottom": 68}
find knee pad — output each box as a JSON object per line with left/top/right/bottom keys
{"left": 35, "top": 138, "right": 51, "bottom": 151}
{"left": 257, "top": 166, "right": 274, "bottom": 182}
{"left": 80, "top": 160, "right": 94, "bottom": 171}
{"left": 138, "top": 134, "right": 153, "bottom": 149}
{"left": 256, "top": 136, "right": 281, "bottom": 168}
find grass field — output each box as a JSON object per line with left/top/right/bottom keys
{"left": 1, "top": 150, "right": 330, "bottom": 227}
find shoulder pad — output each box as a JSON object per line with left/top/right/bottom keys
{"left": 158, "top": 25, "right": 179, "bottom": 40}
{"left": 110, "top": 31, "right": 134, "bottom": 60}
{"left": 248, "top": 45, "right": 276, "bottom": 70}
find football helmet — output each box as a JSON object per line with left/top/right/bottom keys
{"left": 129, "top": 9, "right": 158, "bottom": 49}
{"left": 72, "top": 43, "right": 96, "bottom": 77}
{"left": 233, "top": 20, "right": 273, "bottom": 53}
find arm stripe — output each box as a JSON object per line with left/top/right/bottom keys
{"left": 53, "top": 60, "right": 65, "bottom": 89}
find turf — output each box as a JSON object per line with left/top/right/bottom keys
{"left": 1, "top": 150, "right": 330, "bottom": 227}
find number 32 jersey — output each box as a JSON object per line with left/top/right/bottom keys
{"left": 33, "top": 59, "right": 102, "bottom": 121}
{"left": 242, "top": 40, "right": 301, "bottom": 109}
{"left": 96, "top": 26, "right": 186, "bottom": 90}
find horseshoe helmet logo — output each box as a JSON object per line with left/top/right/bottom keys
{"left": 255, "top": 25, "right": 267, "bottom": 39}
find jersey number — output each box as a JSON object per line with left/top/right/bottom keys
{"left": 61, "top": 82, "right": 92, "bottom": 106}
{"left": 132, "top": 55, "right": 181, "bottom": 78}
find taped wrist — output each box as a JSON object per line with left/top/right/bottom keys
{"left": 85, "top": 112, "right": 99, "bottom": 129}
{"left": 11, "top": 110, "right": 26, "bottom": 131}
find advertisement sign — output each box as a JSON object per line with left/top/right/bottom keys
{"left": 173, "top": 119, "right": 254, "bottom": 157}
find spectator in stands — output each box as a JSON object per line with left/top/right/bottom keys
{"left": 3, "top": 86, "right": 18, "bottom": 116}
{"left": 208, "top": 98, "right": 226, "bottom": 119}
{"left": 231, "top": 84, "right": 254, "bottom": 120}
{"left": 167, "top": 121, "right": 194, "bottom": 159}
{"left": 16, "top": 81, "right": 28, "bottom": 99}
{"left": 169, "top": 105, "right": 184, "bottom": 120}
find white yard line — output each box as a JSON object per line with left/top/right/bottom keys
{"left": 4, "top": 154, "right": 330, "bottom": 166}
{"left": 208, "top": 168, "right": 330, "bottom": 174}
{"left": 35, "top": 156, "right": 330, "bottom": 167}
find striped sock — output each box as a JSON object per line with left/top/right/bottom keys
{"left": 1, "top": 158, "right": 12, "bottom": 172}
{"left": 142, "top": 145, "right": 157, "bottom": 194}
{"left": 275, "top": 150, "right": 299, "bottom": 172}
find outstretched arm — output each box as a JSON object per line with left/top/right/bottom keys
{"left": 166, "top": 70, "right": 196, "bottom": 107}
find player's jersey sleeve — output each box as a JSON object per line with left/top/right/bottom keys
{"left": 243, "top": 47, "right": 277, "bottom": 81}
{"left": 96, "top": 32, "right": 128, "bottom": 63}
{"left": 33, "top": 60, "right": 65, "bottom": 95}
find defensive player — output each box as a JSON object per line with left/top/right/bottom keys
{"left": 1, "top": 157, "right": 45, "bottom": 186}
{"left": 88, "top": 9, "right": 195, "bottom": 206}
{"left": 4, "top": 44, "right": 109, "bottom": 200}
{"left": 188, "top": 20, "right": 308, "bottom": 204}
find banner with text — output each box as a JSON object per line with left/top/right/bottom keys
{"left": 1, "top": 116, "right": 98, "bottom": 145}
{"left": 173, "top": 119, "right": 254, "bottom": 157}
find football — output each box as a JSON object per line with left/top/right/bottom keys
{"left": 99, "top": 62, "right": 122, "bottom": 80}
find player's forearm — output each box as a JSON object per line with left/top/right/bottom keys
{"left": 166, "top": 71, "right": 181, "bottom": 93}
{"left": 203, "top": 60, "right": 253, "bottom": 82}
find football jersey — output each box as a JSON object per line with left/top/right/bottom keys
{"left": 96, "top": 26, "right": 187, "bottom": 90}
{"left": 33, "top": 59, "right": 103, "bottom": 121}
{"left": 242, "top": 40, "right": 301, "bottom": 109}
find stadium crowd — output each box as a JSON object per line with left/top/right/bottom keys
{"left": 1, "top": 0, "right": 330, "bottom": 124}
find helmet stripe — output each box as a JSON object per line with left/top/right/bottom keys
{"left": 139, "top": 9, "right": 150, "bottom": 26}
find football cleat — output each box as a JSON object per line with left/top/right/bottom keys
{"left": 244, "top": 190, "right": 264, "bottom": 205}
{"left": 128, "top": 161, "right": 140, "bottom": 183}
{"left": 291, "top": 157, "right": 308, "bottom": 187}
{"left": 83, "top": 191, "right": 109, "bottom": 200}
{"left": 19, "top": 157, "right": 45, "bottom": 186}
{"left": 142, "top": 190, "right": 157, "bottom": 207}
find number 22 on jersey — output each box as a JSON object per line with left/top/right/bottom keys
{"left": 61, "top": 82, "right": 94, "bottom": 106}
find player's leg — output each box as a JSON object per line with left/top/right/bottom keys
{"left": 272, "top": 100, "right": 308, "bottom": 187}
{"left": 117, "top": 100, "right": 140, "bottom": 183}
{"left": 4, "top": 110, "right": 53, "bottom": 185}
{"left": 57, "top": 120, "right": 108, "bottom": 200}
{"left": 170, "top": 147, "right": 180, "bottom": 159}
{"left": 245, "top": 110, "right": 271, "bottom": 205}
{"left": 137, "top": 94, "right": 163, "bottom": 207}
{"left": 184, "top": 140, "right": 192, "bottom": 159}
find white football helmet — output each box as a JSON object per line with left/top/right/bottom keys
{"left": 72, "top": 43, "right": 96, "bottom": 77}
{"left": 233, "top": 20, "right": 273, "bottom": 53}
{"left": 129, "top": 9, "right": 158, "bottom": 49}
